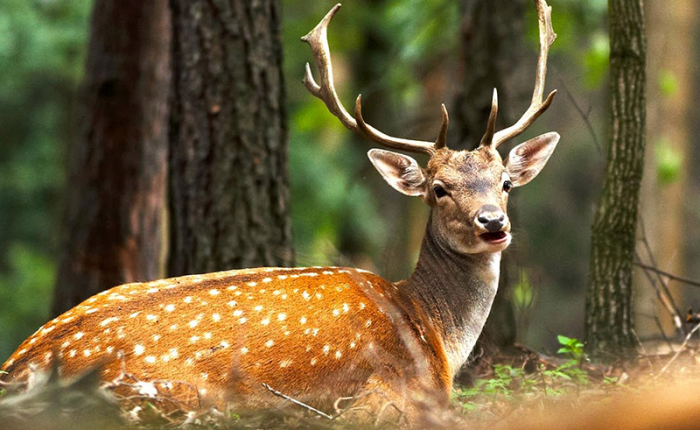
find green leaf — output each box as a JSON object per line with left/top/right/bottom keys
{"left": 557, "top": 335, "right": 572, "bottom": 346}
{"left": 583, "top": 31, "right": 610, "bottom": 88}
{"left": 658, "top": 70, "right": 679, "bottom": 98}
{"left": 655, "top": 138, "right": 684, "bottom": 185}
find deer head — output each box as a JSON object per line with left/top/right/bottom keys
{"left": 302, "top": 1, "right": 560, "bottom": 256}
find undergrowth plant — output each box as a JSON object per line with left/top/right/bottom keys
{"left": 453, "top": 336, "right": 593, "bottom": 412}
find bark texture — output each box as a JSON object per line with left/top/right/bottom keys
{"left": 52, "top": 0, "right": 171, "bottom": 316}
{"left": 585, "top": 0, "right": 647, "bottom": 356}
{"left": 452, "top": 0, "right": 527, "bottom": 368}
{"left": 168, "top": 0, "right": 293, "bottom": 276}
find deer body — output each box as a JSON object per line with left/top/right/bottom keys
{"left": 1, "top": 229, "right": 498, "bottom": 414}
{"left": 2, "top": 0, "right": 560, "bottom": 425}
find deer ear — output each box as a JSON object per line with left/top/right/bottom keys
{"left": 368, "top": 149, "right": 428, "bottom": 197}
{"left": 505, "top": 132, "right": 560, "bottom": 187}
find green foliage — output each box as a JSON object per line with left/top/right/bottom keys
{"left": 658, "top": 70, "right": 679, "bottom": 98}
{"left": 513, "top": 270, "right": 535, "bottom": 312}
{"left": 583, "top": 32, "right": 610, "bottom": 88}
{"left": 453, "top": 336, "right": 591, "bottom": 412}
{"left": 0, "top": 244, "right": 55, "bottom": 360}
{"left": 557, "top": 335, "right": 586, "bottom": 361}
{"left": 655, "top": 139, "right": 684, "bottom": 185}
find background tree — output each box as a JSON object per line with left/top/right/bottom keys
{"left": 168, "top": 0, "right": 293, "bottom": 276}
{"left": 585, "top": 0, "right": 647, "bottom": 356}
{"left": 51, "top": 0, "right": 171, "bottom": 315}
{"left": 452, "top": 0, "right": 528, "bottom": 368}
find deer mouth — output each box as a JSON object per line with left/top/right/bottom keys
{"left": 479, "top": 231, "right": 509, "bottom": 244}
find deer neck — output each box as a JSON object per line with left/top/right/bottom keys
{"left": 402, "top": 216, "right": 501, "bottom": 378}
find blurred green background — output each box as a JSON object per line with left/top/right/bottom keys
{"left": 1, "top": 0, "right": 699, "bottom": 362}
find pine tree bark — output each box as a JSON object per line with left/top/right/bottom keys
{"left": 52, "top": 0, "right": 170, "bottom": 316}
{"left": 585, "top": 0, "right": 647, "bottom": 356}
{"left": 168, "top": 0, "right": 293, "bottom": 276}
{"left": 452, "top": 0, "right": 527, "bottom": 369}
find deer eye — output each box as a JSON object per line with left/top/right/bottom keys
{"left": 503, "top": 180, "right": 513, "bottom": 192}
{"left": 433, "top": 184, "right": 448, "bottom": 198}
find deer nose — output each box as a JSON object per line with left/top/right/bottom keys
{"left": 475, "top": 205, "right": 506, "bottom": 232}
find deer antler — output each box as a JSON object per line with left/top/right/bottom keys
{"left": 481, "top": 0, "right": 558, "bottom": 149}
{"left": 301, "top": 4, "right": 448, "bottom": 156}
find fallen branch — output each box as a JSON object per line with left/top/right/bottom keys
{"left": 660, "top": 322, "right": 700, "bottom": 373}
{"left": 262, "top": 383, "right": 334, "bottom": 420}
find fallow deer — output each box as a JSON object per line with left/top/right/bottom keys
{"left": 1, "top": 0, "right": 559, "bottom": 425}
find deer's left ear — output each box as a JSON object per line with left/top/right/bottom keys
{"left": 368, "top": 149, "right": 428, "bottom": 197}
{"left": 505, "top": 132, "right": 560, "bottom": 187}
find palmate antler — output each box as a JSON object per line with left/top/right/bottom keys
{"left": 481, "top": 0, "right": 558, "bottom": 149}
{"left": 301, "top": 4, "right": 448, "bottom": 156}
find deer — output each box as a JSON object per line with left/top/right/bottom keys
{"left": 0, "top": 0, "right": 559, "bottom": 426}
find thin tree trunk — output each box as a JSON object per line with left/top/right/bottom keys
{"left": 452, "top": 0, "right": 527, "bottom": 370}
{"left": 168, "top": 0, "right": 293, "bottom": 276}
{"left": 585, "top": 0, "right": 647, "bottom": 357}
{"left": 52, "top": 0, "right": 170, "bottom": 316}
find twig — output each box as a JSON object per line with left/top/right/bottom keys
{"left": 661, "top": 322, "right": 700, "bottom": 373}
{"left": 635, "top": 251, "right": 685, "bottom": 335}
{"left": 631, "top": 328, "right": 654, "bottom": 371}
{"left": 653, "top": 314, "right": 675, "bottom": 351}
{"left": 637, "top": 221, "right": 686, "bottom": 335}
{"left": 554, "top": 69, "right": 603, "bottom": 158}
{"left": 635, "top": 262, "right": 700, "bottom": 288}
{"left": 262, "top": 383, "right": 334, "bottom": 420}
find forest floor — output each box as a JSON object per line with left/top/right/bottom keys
{"left": 2, "top": 336, "right": 700, "bottom": 429}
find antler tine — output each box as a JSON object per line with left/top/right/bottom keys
{"left": 301, "top": 4, "right": 356, "bottom": 131}
{"left": 302, "top": 4, "right": 448, "bottom": 156}
{"left": 491, "top": 0, "right": 558, "bottom": 149}
{"left": 479, "top": 89, "right": 499, "bottom": 147}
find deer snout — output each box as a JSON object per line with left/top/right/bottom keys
{"left": 475, "top": 205, "right": 507, "bottom": 232}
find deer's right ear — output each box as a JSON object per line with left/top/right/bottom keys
{"left": 368, "top": 149, "right": 428, "bottom": 197}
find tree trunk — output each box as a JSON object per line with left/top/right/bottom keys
{"left": 52, "top": 0, "right": 171, "bottom": 316}
{"left": 585, "top": 0, "right": 647, "bottom": 357}
{"left": 168, "top": 0, "right": 293, "bottom": 276}
{"left": 452, "top": 0, "right": 527, "bottom": 371}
